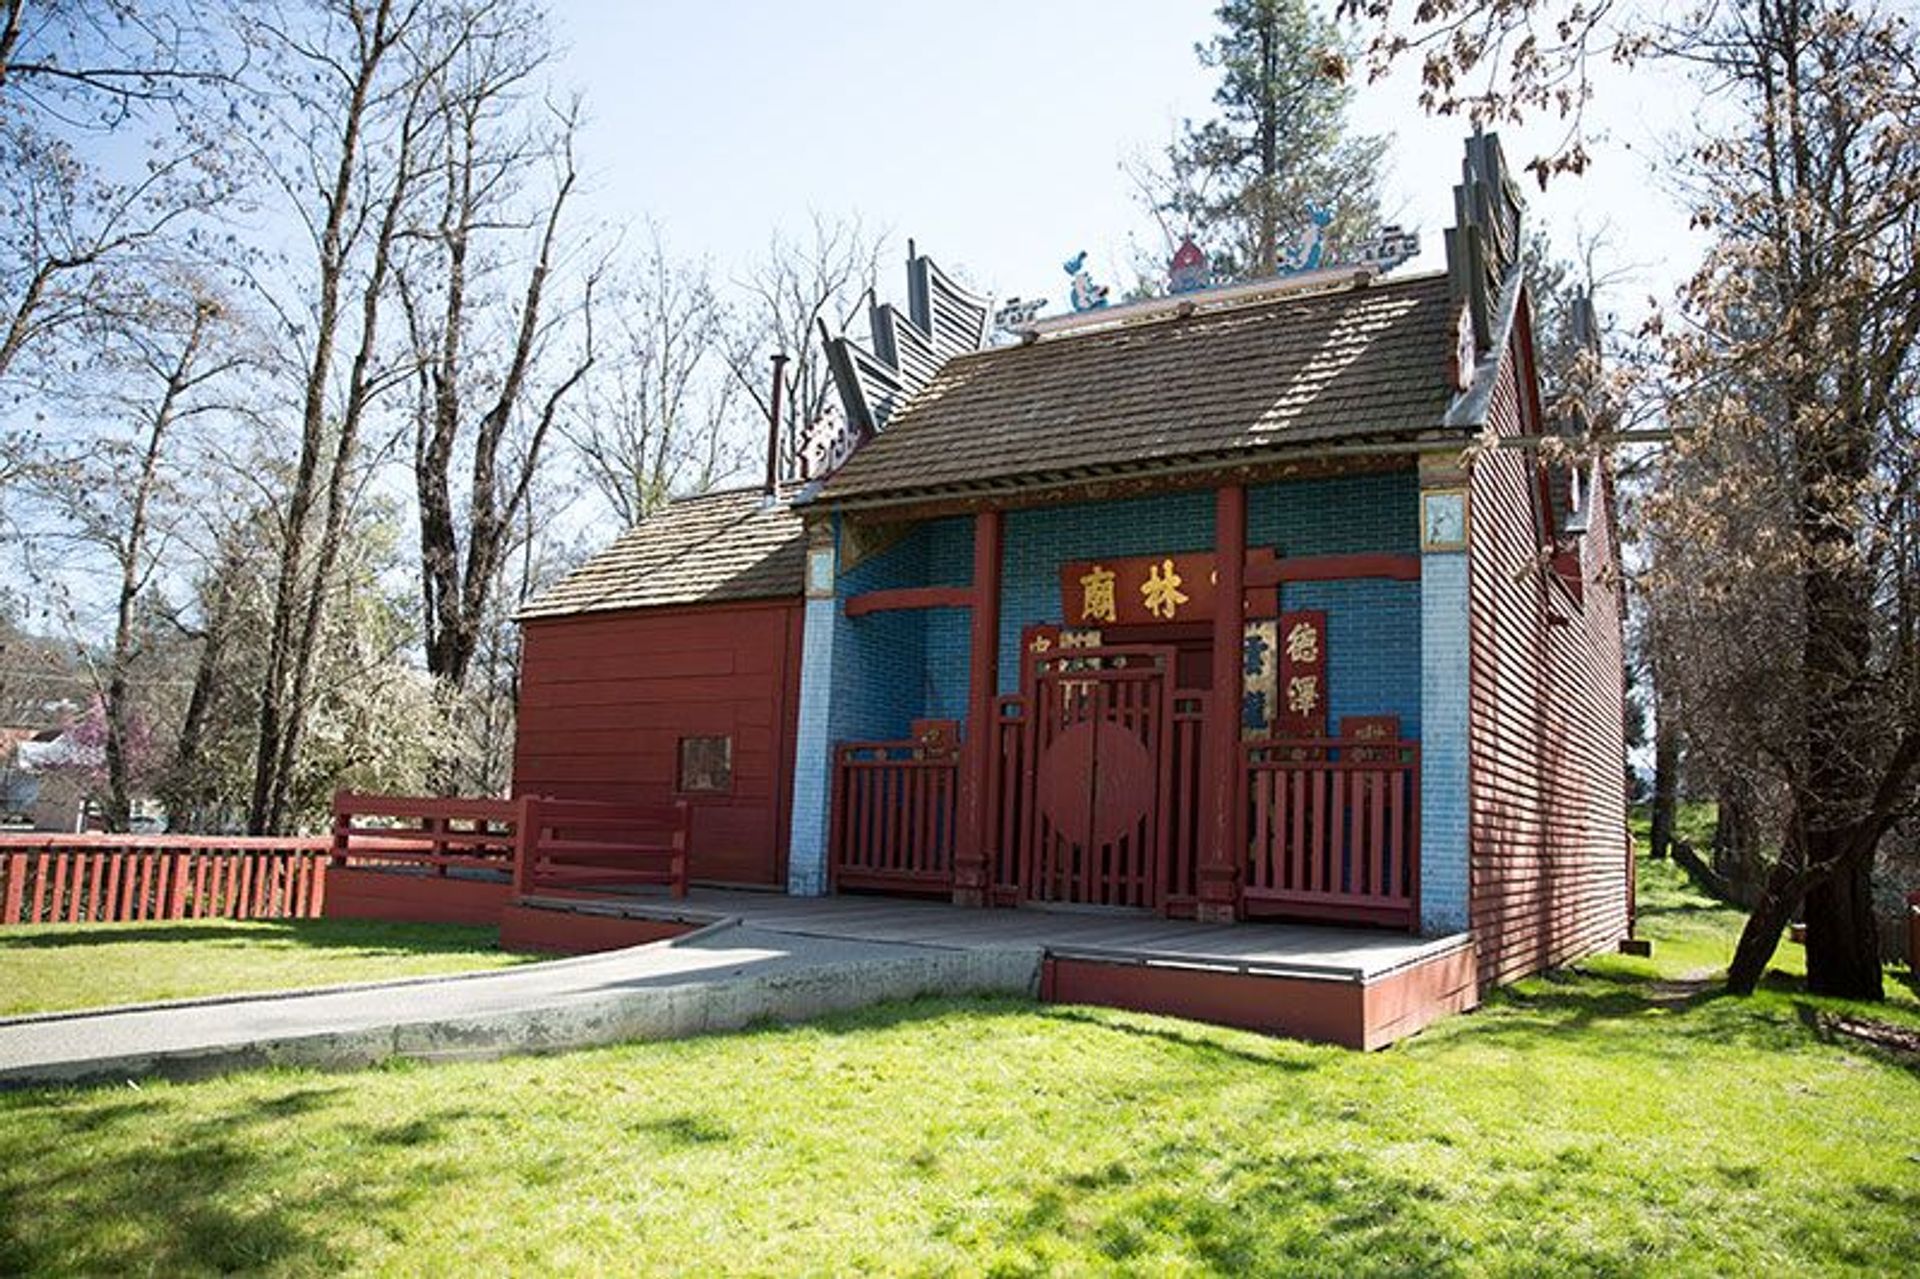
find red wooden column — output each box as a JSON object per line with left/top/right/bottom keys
{"left": 1199, "top": 485, "right": 1246, "bottom": 924}
{"left": 953, "top": 508, "right": 1003, "bottom": 907}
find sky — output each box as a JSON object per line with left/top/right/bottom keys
{"left": 550, "top": 0, "right": 1712, "bottom": 328}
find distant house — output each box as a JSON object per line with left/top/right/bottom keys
{"left": 1, "top": 727, "right": 92, "bottom": 832}
{"left": 508, "top": 131, "right": 1629, "bottom": 996}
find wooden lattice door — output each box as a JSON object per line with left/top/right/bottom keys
{"left": 1022, "top": 647, "right": 1175, "bottom": 910}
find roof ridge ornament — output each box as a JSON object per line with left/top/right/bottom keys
{"left": 814, "top": 247, "right": 993, "bottom": 476}
{"left": 1064, "top": 251, "right": 1110, "bottom": 311}
{"left": 1278, "top": 206, "right": 1421, "bottom": 279}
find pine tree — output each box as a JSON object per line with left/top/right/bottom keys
{"left": 1154, "top": 0, "right": 1386, "bottom": 281}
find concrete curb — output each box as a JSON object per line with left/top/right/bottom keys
{"left": 0, "top": 926, "right": 1041, "bottom": 1090}
{"left": 0, "top": 918, "right": 744, "bottom": 1029}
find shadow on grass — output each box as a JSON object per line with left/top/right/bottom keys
{"left": 734, "top": 993, "right": 1325, "bottom": 1073}
{"left": 0, "top": 1078, "right": 513, "bottom": 1274}
{"left": 0, "top": 918, "right": 504, "bottom": 956}
{"left": 0, "top": 1088, "right": 378, "bottom": 1273}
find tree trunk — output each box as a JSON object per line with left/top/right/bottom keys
{"left": 247, "top": 0, "right": 399, "bottom": 834}
{"left": 1712, "top": 776, "right": 1763, "bottom": 907}
{"left": 1801, "top": 839, "right": 1883, "bottom": 1000}
{"left": 1726, "top": 856, "right": 1802, "bottom": 993}
{"left": 166, "top": 560, "right": 235, "bottom": 832}
{"left": 1649, "top": 719, "right": 1679, "bottom": 859}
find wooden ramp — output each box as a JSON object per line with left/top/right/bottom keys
{"left": 518, "top": 888, "right": 1478, "bottom": 1050}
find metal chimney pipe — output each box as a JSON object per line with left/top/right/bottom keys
{"left": 766, "top": 351, "right": 789, "bottom": 498}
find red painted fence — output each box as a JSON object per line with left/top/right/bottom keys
{"left": 332, "top": 791, "right": 689, "bottom": 900}
{"left": 1243, "top": 738, "right": 1420, "bottom": 929}
{"left": 831, "top": 740, "right": 959, "bottom": 893}
{"left": 515, "top": 795, "right": 689, "bottom": 899}
{"left": 0, "top": 834, "right": 330, "bottom": 926}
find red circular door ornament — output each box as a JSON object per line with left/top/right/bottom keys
{"left": 1035, "top": 717, "right": 1154, "bottom": 849}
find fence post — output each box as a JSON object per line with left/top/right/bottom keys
{"left": 827, "top": 747, "right": 846, "bottom": 893}
{"left": 330, "top": 792, "right": 354, "bottom": 867}
{"left": 512, "top": 793, "right": 538, "bottom": 900}
{"left": 0, "top": 853, "right": 17, "bottom": 925}
{"left": 169, "top": 851, "right": 190, "bottom": 918}
{"left": 670, "top": 799, "right": 690, "bottom": 899}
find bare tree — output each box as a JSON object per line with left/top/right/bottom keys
{"left": 89, "top": 287, "right": 236, "bottom": 829}
{"left": 1643, "top": 1, "right": 1920, "bottom": 1000}
{"left": 396, "top": 1, "right": 600, "bottom": 694}
{"left": 724, "top": 214, "right": 885, "bottom": 463}
{"left": 237, "top": 0, "right": 447, "bottom": 832}
{"left": 0, "top": 2, "right": 232, "bottom": 390}
{"left": 564, "top": 228, "right": 744, "bottom": 526}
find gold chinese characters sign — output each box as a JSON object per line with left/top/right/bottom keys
{"left": 1276, "top": 609, "right": 1328, "bottom": 736}
{"left": 1060, "top": 553, "right": 1218, "bottom": 626}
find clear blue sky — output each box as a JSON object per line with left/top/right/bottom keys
{"left": 552, "top": 1, "right": 1704, "bottom": 318}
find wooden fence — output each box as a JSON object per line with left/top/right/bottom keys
{"left": 1243, "top": 738, "right": 1420, "bottom": 929}
{"left": 0, "top": 834, "right": 330, "bottom": 926}
{"left": 332, "top": 791, "right": 689, "bottom": 900}
{"left": 831, "top": 739, "right": 959, "bottom": 893}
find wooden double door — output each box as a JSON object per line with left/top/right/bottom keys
{"left": 1021, "top": 646, "right": 1201, "bottom": 911}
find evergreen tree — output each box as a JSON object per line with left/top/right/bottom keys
{"left": 1152, "top": 0, "right": 1386, "bottom": 281}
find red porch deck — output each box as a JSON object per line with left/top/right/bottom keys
{"left": 518, "top": 887, "right": 1477, "bottom": 1050}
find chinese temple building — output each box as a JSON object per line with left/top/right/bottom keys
{"left": 511, "top": 132, "right": 1629, "bottom": 1012}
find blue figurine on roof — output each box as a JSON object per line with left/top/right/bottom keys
{"left": 1280, "top": 203, "right": 1333, "bottom": 275}
{"left": 1064, "top": 251, "right": 1109, "bottom": 311}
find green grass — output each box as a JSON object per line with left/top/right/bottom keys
{"left": 0, "top": 851, "right": 1916, "bottom": 1276}
{"left": 0, "top": 918, "right": 539, "bottom": 1017}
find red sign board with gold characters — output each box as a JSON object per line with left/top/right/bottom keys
{"left": 1060, "top": 553, "right": 1218, "bottom": 627}
{"left": 1276, "top": 610, "right": 1328, "bottom": 736}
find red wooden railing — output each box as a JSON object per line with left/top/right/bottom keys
{"left": 0, "top": 833, "right": 329, "bottom": 926}
{"left": 831, "top": 739, "right": 959, "bottom": 893}
{"left": 515, "top": 796, "right": 689, "bottom": 900}
{"left": 1243, "top": 738, "right": 1420, "bottom": 929}
{"left": 331, "top": 793, "right": 519, "bottom": 875}
{"left": 332, "top": 792, "right": 689, "bottom": 900}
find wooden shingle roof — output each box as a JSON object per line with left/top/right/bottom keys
{"left": 817, "top": 272, "right": 1458, "bottom": 506}
{"left": 517, "top": 488, "right": 805, "bottom": 621}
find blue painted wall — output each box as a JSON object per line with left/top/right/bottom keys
{"left": 991, "top": 473, "right": 1421, "bottom": 737}
{"left": 823, "top": 470, "right": 1422, "bottom": 740}
{"left": 829, "top": 515, "right": 973, "bottom": 744}
{"left": 1250, "top": 468, "right": 1423, "bottom": 737}
{"left": 1419, "top": 549, "right": 1471, "bottom": 934}
{"left": 998, "top": 490, "right": 1215, "bottom": 692}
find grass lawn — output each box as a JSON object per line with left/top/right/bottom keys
{"left": 1, "top": 858, "right": 1916, "bottom": 1276}
{"left": 0, "top": 918, "right": 539, "bottom": 1017}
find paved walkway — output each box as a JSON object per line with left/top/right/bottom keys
{"left": 0, "top": 921, "right": 1038, "bottom": 1089}
{"left": 555, "top": 887, "right": 1468, "bottom": 979}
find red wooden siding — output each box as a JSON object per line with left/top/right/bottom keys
{"left": 513, "top": 598, "right": 804, "bottom": 887}
{"left": 1467, "top": 336, "right": 1631, "bottom": 986}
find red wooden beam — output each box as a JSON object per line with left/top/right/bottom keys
{"left": 1244, "top": 552, "right": 1421, "bottom": 588}
{"left": 1199, "top": 485, "right": 1246, "bottom": 925}
{"left": 842, "top": 585, "right": 973, "bottom": 617}
{"left": 952, "top": 510, "right": 1002, "bottom": 908}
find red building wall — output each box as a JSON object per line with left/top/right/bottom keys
{"left": 1467, "top": 326, "right": 1632, "bottom": 986}
{"left": 513, "top": 598, "right": 805, "bottom": 887}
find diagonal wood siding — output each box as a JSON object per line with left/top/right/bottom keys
{"left": 1467, "top": 343, "right": 1631, "bottom": 987}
